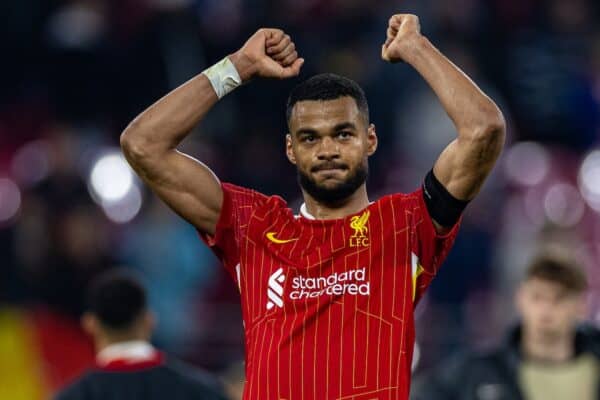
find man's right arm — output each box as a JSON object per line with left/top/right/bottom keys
{"left": 121, "top": 29, "right": 303, "bottom": 235}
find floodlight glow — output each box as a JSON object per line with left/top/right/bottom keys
{"left": 102, "top": 185, "right": 142, "bottom": 224}
{"left": 10, "top": 140, "right": 51, "bottom": 187}
{"left": 89, "top": 152, "right": 133, "bottom": 202}
{"left": 0, "top": 178, "right": 21, "bottom": 222}
{"left": 504, "top": 142, "right": 549, "bottom": 186}
{"left": 543, "top": 183, "right": 584, "bottom": 227}
{"left": 578, "top": 150, "right": 600, "bottom": 212}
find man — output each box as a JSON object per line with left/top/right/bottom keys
{"left": 411, "top": 253, "right": 600, "bottom": 400}
{"left": 55, "top": 270, "right": 227, "bottom": 400}
{"left": 121, "top": 14, "right": 505, "bottom": 399}
{"left": 222, "top": 360, "right": 245, "bottom": 400}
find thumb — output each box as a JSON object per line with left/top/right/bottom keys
{"left": 381, "top": 45, "right": 390, "bottom": 61}
{"left": 279, "top": 58, "right": 305, "bottom": 79}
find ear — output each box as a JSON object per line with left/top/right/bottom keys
{"left": 146, "top": 310, "right": 156, "bottom": 332}
{"left": 367, "top": 124, "right": 378, "bottom": 156}
{"left": 82, "top": 313, "right": 99, "bottom": 337}
{"left": 286, "top": 134, "right": 296, "bottom": 165}
{"left": 141, "top": 310, "right": 156, "bottom": 339}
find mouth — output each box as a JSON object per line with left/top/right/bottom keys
{"left": 311, "top": 163, "right": 348, "bottom": 174}
{"left": 312, "top": 167, "right": 347, "bottom": 180}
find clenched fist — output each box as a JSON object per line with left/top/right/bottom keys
{"left": 230, "top": 29, "right": 304, "bottom": 82}
{"left": 381, "top": 14, "right": 423, "bottom": 63}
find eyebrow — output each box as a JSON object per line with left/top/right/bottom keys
{"left": 294, "top": 122, "right": 358, "bottom": 137}
{"left": 333, "top": 122, "right": 357, "bottom": 131}
{"left": 296, "top": 128, "right": 318, "bottom": 137}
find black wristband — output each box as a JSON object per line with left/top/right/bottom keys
{"left": 422, "top": 170, "right": 469, "bottom": 227}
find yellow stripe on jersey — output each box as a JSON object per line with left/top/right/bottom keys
{"left": 411, "top": 252, "right": 425, "bottom": 302}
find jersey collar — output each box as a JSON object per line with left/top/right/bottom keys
{"left": 299, "top": 203, "right": 315, "bottom": 220}
{"left": 299, "top": 202, "right": 374, "bottom": 221}
{"left": 97, "top": 340, "right": 160, "bottom": 368}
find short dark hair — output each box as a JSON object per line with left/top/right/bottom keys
{"left": 86, "top": 269, "right": 147, "bottom": 330}
{"left": 286, "top": 73, "right": 370, "bottom": 126}
{"left": 526, "top": 253, "right": 587, "bottom": 293}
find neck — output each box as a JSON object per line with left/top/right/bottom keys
{"left": 521, "top": 329, "right": 575, "bottom": 363}
{"left": 302, "top": 184, "right": 369, "bottom": 220}
{"left": 96, "top": 334, "right": 148, "bottom": 354}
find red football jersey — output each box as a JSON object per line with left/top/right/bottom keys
{"left": 201, "top": 183, "right": 459, "bottom": 400}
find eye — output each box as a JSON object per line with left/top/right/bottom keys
{"left": 302, "top": 134, "right": 316, "bottom": 143}
{"left": 337, "top": 131, "right": 352, "bottom": 139}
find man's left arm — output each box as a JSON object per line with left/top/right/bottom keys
{"left": 382, "top": 14, "right": 506, "bottom": 233}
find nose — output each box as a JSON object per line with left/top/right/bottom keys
{"left": 316, "top": 136, "right": 340, "bottom": 160}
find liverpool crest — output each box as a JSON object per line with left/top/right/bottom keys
{"left": 349, "top": 210, "right": 370, "bottom": 247}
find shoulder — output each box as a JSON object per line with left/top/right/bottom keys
{"left": 163, "top": 358, "right": 227, "bottom": 398}
{"left": 414, "top": 348, "right": 513, "bottom": 385}
{"left": 369, "top": 189, "right": 427, "bottom": 223}
{"left": 377, "top": 189, "right": 425, "bottom": 209}
{"left": 222, "top": 182, "right": 288, "bottom": 210}
{"left": 437, "top": 346, "right": 514, "bottom": 380}
{"left": 53, "top": 371, "right": 97, "bottom": 400}
{"left": 577, "top": 323, "right": 600, "bottom": 357}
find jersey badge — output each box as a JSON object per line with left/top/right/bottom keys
{"left": 349, "top": 210, "right": 370, "bottom": 247}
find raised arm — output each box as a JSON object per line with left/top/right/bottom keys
{"left": 382, "top": 15, "right": 506, "bottom": 202}
{"left": 121, "top": 29, "right": 303, "bottom": 235}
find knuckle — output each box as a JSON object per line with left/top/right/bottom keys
{"left": 285, "top": 53, "right": 296, "bottom": 64}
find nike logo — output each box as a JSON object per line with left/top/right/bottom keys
{"left": 266, "top": 232, "right": 298, "bottom": 244}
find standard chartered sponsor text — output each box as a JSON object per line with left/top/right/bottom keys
{"left": 290, "top": 267, "right": 370, "bottom": 299}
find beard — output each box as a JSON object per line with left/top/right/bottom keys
{"left": 298, "top": 160, "right": 368, "bottom": 205}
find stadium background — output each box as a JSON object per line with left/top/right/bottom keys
{"left": 1, "top": 0, "right": 600, "bottom": 398}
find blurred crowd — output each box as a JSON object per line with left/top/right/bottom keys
{"left": 1, "top": 0, "right": 600, "bottom": 398}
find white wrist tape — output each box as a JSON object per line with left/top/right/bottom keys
{"left": 202, "top": 57, "right": 242, "bottom": 99}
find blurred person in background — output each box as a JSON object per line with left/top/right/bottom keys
{"left": 411, "top": 252, "right": 600, "bottom": 400}
{"left": 221, "top": 360, "right": 245, "bottom": 400}
{"left": 55, "top": 269, "right": 227, "bottom": 400}
{"left": 120, "top": 10, "right": 505, "bottom": 400}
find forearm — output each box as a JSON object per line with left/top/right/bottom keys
{"left": 122, "top": 75, "right": 217, "bottom": 153}
{"left": 120, "top": 53, "right": 254, "bottom": 157}
{"left": 117, "top": 28, "right": 301, "bottom": 234}
{"left": 403, "top": 36, "right": 504, "bottom": 138}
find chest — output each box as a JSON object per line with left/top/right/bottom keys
{"left": 238, "top": 208, "right": 415, "bottom": 318}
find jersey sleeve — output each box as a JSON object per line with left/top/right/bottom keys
{"left": 403, "top": 188, "right": 460, "bottom": 305}
{"left": 199, "top": 183, "right": 267, "bottom": 281}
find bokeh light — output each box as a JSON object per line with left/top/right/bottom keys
{"left": 101, "top": 185, "right": 143, "bottom": 224}
{"left": 523, "top": 188, "right": 546, "bottom": 227}
{"left": 89, "top": 152, "right": 134, "bottom": 203}
{"left": 579, "top": 150, "right": 600, "bottom": 212}
{"left": 543, "top": 183, "right": 585, "bottom": 227}
{"left": 0, "top": 178, "right": 22, "bottom": 223}
{"left": 10, "top": 140, "right": 52, "bottom": 187}
{"left": 504, "top": 142, "right": 550, "bottom": 186}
